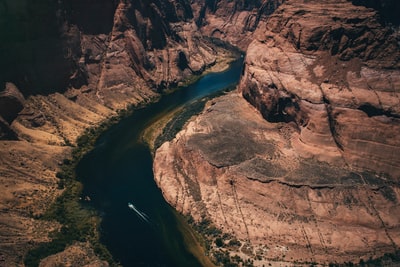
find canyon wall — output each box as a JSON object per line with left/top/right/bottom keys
{"left": 0, "top": 0, "right": 227, "bottom": 140}
{"left": 192, "top": 0, "right": 286, "bottom": 49}
{"left": 1, "top": 0, "right": 400, "bottom": 265}
{"left": 240, "top": 0, "right": 400, "bottom": 178}
{"left": 154, "top": 0, "right": 400, "bottom": 265}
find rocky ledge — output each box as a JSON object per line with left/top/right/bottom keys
{"left": 154, "top": 92, "right": 400, "bottom": 265}
{"left": 154, "top": 0, "right": 400, "bottom": 265}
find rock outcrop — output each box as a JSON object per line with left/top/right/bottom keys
{"left": 192, "top": 0, "right": 286, "bottom": 49}
{"left": 154, "top": 0, "right": 400, "bottom": 265}
{"left": 154, "top": 92, "right": 400, "bottom": 264}
{"left": 0, "top": 83, "right": 24, "bottom": 139}
{"left": 240, "top": 0, "right": 400, "bottom": 178}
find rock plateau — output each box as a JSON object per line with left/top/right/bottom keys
{"left": 154, "top": 0, "right": 400, "bottom": 265}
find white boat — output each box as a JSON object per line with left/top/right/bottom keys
{"left": 128, "top": 202, "right": 149, "bottom": 223}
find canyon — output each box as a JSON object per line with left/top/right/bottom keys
{"left": 0, "top": 0, "right": 399, "bottom": 266}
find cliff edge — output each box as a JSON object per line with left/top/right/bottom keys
{"left": 154, "top": 0, "right": 400, "bottom": 265}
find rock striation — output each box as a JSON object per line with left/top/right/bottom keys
{"left": 240, "top": 0, "right": 400, "bottom": 178}
{"left": 154, "top": 0, "right": 400, "bottom": 265}
{"left": 1, "top": 0, "right": 400, "bottom": 265}
{"left": 192, "top": 0, "right": 286, "bottom": 49}
{"left": 0, "top": 0, "right": 234, "bottom": 146}
{"left": 154, "top": 92, "right": 400, "bottom": 264}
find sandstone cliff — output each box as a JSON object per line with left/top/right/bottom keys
{"left": 1, "top": 0, "right": 400, "bottom": 266}
{"left": 154, "top": 0, "right": 400, "bottom": 265}
{"left": 240, "top": 0, "right": 400, "bottom": 178}
{"left": 192, "top": 0, "right": 286, "bottom": 49}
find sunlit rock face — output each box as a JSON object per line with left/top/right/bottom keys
{"left": 154, "top": 92, "right": 400, "bottom": 264}
{"left": 103, "top": 0, "right": 220, "bottom": 96}
{"left": 239, "top": 0, "right": 400, "bottom": 178}
{"left": 154, "top": 0, "right": 400, "bottom": 265}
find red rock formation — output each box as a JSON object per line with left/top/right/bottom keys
{"left": 154, "top": 0, "right": 400, "bottom": 265}
{"left": 192, "top": 0, "right": 286, "bottom": 49}
{"left": 239, "top": 0, "right": 400, "bottom": 178}
{"left": 1, "top": 0, "right": 229, "bottom": 143}
{"left": 154, "top": 92, "right": 400, "bottom": 265}
{"left": 1, "top": 0, "right": 400, "bottom": 265}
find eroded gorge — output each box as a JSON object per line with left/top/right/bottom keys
{"left": 1, "top": 0, "right": 400, "bottom": 266}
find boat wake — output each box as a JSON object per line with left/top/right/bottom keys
{"left": 128, "top": 202, "right": 150, "bottom": 223}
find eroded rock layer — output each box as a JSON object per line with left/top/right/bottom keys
{"left": 192, "top": 0, "right": 286, "bottom": 49}
{"left": 1, "top": 0, "right": 400, "bottom": 265}
{"left": 240, "top": 0, "right": 400, "bottom": 178}
{"left": 154, "top": 0, "right": 400, "bottom": 265}
{"left": 154, "top": 92, "right": 400, "bottom": 264}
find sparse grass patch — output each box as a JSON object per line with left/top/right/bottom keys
{"left": 186, "top": 215, "right": 254, "bottom": 267}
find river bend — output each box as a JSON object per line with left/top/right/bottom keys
{"left": 77, "top": 58, "right": 243, "bottom": 266}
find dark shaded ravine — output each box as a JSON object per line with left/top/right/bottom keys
{"left": 76, "top": 58, "right": 244, "bottom": 266}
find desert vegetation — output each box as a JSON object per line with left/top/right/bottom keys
{"left": 22, "top": 110, "right": 135, "bottom": 266}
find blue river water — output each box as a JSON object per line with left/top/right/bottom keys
{"left": 76, "top": 57, "right": 244, "bottom": 266}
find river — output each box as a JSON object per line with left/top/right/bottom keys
{"left": 76, "top": 57, "right": 244, "bottom": 266}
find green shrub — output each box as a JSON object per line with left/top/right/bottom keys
{"left": 215, "top": 237, "right": 223, "bottom": 247}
